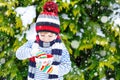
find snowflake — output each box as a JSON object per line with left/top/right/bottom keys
{"left": 109, "top": 78, "right": 114, "bottom": 80}
{"left": 94, "top": 72, "right": 98, "bottom": 76}
{"left": 100, "top": 50, "right": 106, "bottom": 57}
{"left": 110, "top": 42, "right": 116, "bottom": 47}
{"left": 0, "top": 58, "right": 5, "bottom": 64}
{"left": 71, "top": 40, "right": 79, "bottom": 49}
{"left": 97, "top": 28, "right": 105, "bottom": 37}
{"left": 101, "top": 77, "right": 107, "bottom": 80}
{"left": 61, "top": 13, "right": 70, "bottom": 20}
{"left": 101, "top": 16, "right": 108, "bottom": 23}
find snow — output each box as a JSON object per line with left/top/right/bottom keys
{"left": 110, "top": 42, "right": 116, "bottom": 47}
{"left": 15, "top": 5, "right": 36, "bottom": 41}
{"left": 76, "top": 32, "right": 82, "bottom": 38}
{"left": 71, "top": 40, "right": 79, "bottom": 49}
{"left": 61, "top": 13, "right": 70, "bottom": 20}
{"left": 101, "top": 16, "right": 108, "bottom": 23}
{"left": 94, "top": 72, "right": 98, "bottom": 76}
{"left": 101, "top": 77, "right": 107, "bottom": 80}
{"left": 96, "top": 0, "right": 100, "bottom": 4}
{"left": 26, "top": 23, "right": 37, "bottom": 41}
{"left": 62, "top": 0, "right": 70, "bottom": 3}
{"left": 109, "top": 78, "right": 115, "bottom": 80}
{"left": 109, "top": 3, "right": 120, "bottom": 26}
{"left": 0, "top": 58, "right": 5, "bottom": 64}
{"left": 97, "top": 28, "right": 105, "bottom": 37}
{"left": 15, "top": 5, "right": 36, "bottom": 27}
{"left": 100, "top": 50, "right": 106, "bottom": 56}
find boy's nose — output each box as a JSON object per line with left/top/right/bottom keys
{"left": 43, "top": 38, "right": 49, "bottom": 42}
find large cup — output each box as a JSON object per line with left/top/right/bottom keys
{"left": 35, "top": 54, "right": 53, "bottom": 68}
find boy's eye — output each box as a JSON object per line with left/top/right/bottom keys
{"left": 41, "top": 35, "right": 45, "bottom": 37}
{"left": 48, "top": 35, "right": 52, "bottom": 37}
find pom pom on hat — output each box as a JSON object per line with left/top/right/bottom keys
{"left": 36, "top": 1, "right": 60, "bottom": 34}
{"left": 43, "top": 1, "right": 58, "bottom": 15}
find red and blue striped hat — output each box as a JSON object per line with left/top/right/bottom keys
{"left": 36, "top": 1, "right": 60, "bottom": 34}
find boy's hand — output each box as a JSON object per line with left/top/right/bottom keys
{"left": 31, "top": 43, "right": 40, "bottom": 56}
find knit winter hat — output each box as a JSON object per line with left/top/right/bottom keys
{"left": 36, "top": 1, "right": 60, "bottom": 34}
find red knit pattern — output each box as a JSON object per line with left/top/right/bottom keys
{"left": 41, "top": 12, "right": 57, "bottom": 16}
{"left": 36, "top": 26, "right": 60, "bottom": 34}
{"left": 57, "top": 35, "right": 61, "bottom": 39}
{"left": 29, "top": 57, "right": 35, "bottom": 62}
{"left": 43, "top": 1, "right": 58, "bottom": 15}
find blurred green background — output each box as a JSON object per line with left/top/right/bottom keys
{"left": 0, "top": 0, "right": 120, "bottom": 80}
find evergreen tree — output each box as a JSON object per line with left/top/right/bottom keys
{"left": 0, "top": 0, "right": 120, "bottom": 80}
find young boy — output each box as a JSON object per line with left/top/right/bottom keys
{"left": 16, "top": 1, "right": 71, "bottom": 80}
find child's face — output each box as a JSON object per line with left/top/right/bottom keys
{"left": 39, "top": 32, "right": 57, "bottom": 42}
